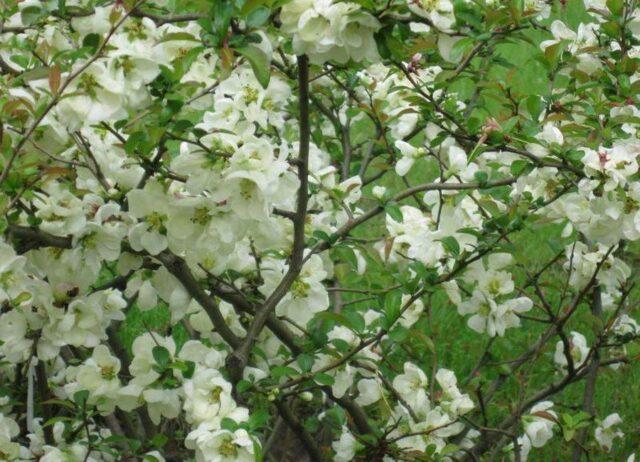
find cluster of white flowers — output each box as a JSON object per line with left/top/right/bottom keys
{"left": 280, "top": 0, "right": 381, "bottom": 64}
{"left": 446, "top": 254, "right": 534, "bottom": 337}
{"left": 408, "top": 0, "right": 456, "bottom": 32}
{"left": 319, "top": 361, "right": 474, "bottom": 458}
{"left": 386, "top": 365, "right": 474, "bottom": 453}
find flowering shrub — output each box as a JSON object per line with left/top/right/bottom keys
{"left": 0, "top": 0, "right": 639, "bottom": 460}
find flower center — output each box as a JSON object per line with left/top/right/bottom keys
{"left": 209, "top": 386, "right": 223, "bottom": 403}
{"left": 219, "top": 437, "right": 238, "bottom": 457}
{"left": 101, "top": 365, "right": 116, "bottom": 380}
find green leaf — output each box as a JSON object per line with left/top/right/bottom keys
{"left": 297, "top": 353, "right": 315, "bottom": 372}
{"left": 449, "top": 37, "right": 474, "bottom": 63}
{"left": 388, "top": 325, "right": 408, "bottom": 341}
{"left": 374, "top": 27, "right": 392, "bottom": 60}
{"left": 152, "top": 346, "right": 171, "bottom": 369}
{"left": 150, "top": 433, "right": 168, "bottom": 449}
{"left": 342, "top": 310, "right": 365, "bottom": 333}
{"left": 271, "top": 365, "right": 298, "bottom": 380}
{"left": 209, "top": 0, "right": 234, "bottom": 46}
{"left": 564, "top": 428, "right": 575, "bottom": 442}
{"left": 43, "top": 416, "right": 75, "bottom": 427}
{"left": 331, "top": 338, "right": 351, "bottom": 353}
{"left": 384, "top": 291, "right": 401, "bottom": 324}
{"left": 441, "top": 444, "right": 460, "bottom": 456}
{"left": 510, "top": 159, "right": 532, "bottom": 176}
{"left": 606, "top": 0, "right": 624, "bottom": 16}
{"left": 220, "top": 417, "right": 239, "bottom": 431}
{"left": 82, "top": 33, "right": 101, "bottom": 53}
{"left": 385, "top": 203, "right": 403, "bottom": 222}
{"left": 253, "top": 437, "right": 264, "bottom": 462}
{"left": 235, "top": 46, "right": 271, "bottom": 89}
{"left": 158, "top": 32, "right": 200, "bottom": 43}
{"left": 20, "top": 6, "right": 42, "bottom": 25}
{"left": 600, "top": 21, "right": 620, "bottom": 38}
{"left": 42, "top": 398, "right": 75, "bottom": 410}
{"left": 314, "top": 311, "right": 356, "bottom": 330}
{"left": 314, "top": 372, "right": 335, "bottom": 386}
{"left": 73, "top": 390, "right": 89, "bottom": 407}
{"left": 172, "top": 359, "right": 195, "bottom": 378}
{"left": 245, "top": 6, "right": 270, "bottom": 28}
{"left": 440, "top": 236, "right": 460, "bottom": 257}
{"left": 474, "top": 171, "right": 489, "bottom": 187}
{"left": 237, "top": 379, "right": 253, "bottom": 393}
{"left": 248, "top": 409, "right": 270, "bottom": 430}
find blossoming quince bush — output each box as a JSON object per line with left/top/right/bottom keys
{"left": 0, "top": 0, "right": 639, "bottom": 460}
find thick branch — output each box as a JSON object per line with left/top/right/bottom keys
{"left": 226, "top": 54, "right": 310, "bottom": 383}
{"left": 274, "top": 399, "right": 325, "bottom": 462}
{"left": 156, "top": 251, "right": 242, "bottom": 349}
{"left": 571, "top": 286, "right": 603, "bottom": 462}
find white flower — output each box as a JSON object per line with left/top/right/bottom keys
{"left": 435, "top": 369, "right": 474, "bottom": 416}
{"left": 313, "top": 354, "right": 355, "bottom": 398}
{"left": 383, "top": 205, "right": 444, "bottom": 267}
{"left": 394, "top": 140, "right": 426, "bottom": 177}
{"left": 507, "top": 434, "right": 532, "bottom": 461}
{"left": 260, "top": 254, "right": 329, "bottom": 328}
{"left": 527, "top": 123, "right": 564, "bottom": 158}
{"left": 372, "top": 186, "right": 387, "bottom": 199}
{"left": 0, "top": 310, "right": 33, "bottom": 363}
{"left": 185, "top": 427, "right": 255, "bottom": 462}
{"left": 0, "top": 413, "right": 21, "bottom": 461}
{"left": 33, "top": 182, "right": 86, "bottom": 236}
{"left": 595, "top": 413, "right": 624, "bottom": 451}
{"left": 332, "top": 427, "right": 357, "bottom": 462}
{"left": 0, "top": 242, "right": 27, "bottom": 304}
{"left": 582, "top": 143, "right": 640, "bottom": 191}
{"left": 463, "top": 253, "right": 515, "bottom": 298}
{"left": 392, "top": 362, "right": 430, "bottom": 413}
{"left": 130, "top": 333, "right": 176, "bottom": 387}
{"left": 54, "top": 61, "right": 128, "bottom": 129}
{"left": 143, "top": 451, "right": 166, "bottom": 462}
{"left": 71, "top": 6, "right": 112, "bottom": 37}
{"left": 554, "top": 331, "right": 589, "bottom": 369}
{"left": 280, "top": 0, "right": 380, "bottom": 64}
{"left": 355, "top": 378, "right": 382, "bottom": 406}
{"left": 561, "top": 237, "right": 629, "bottom": 287}
{"left": 143, "top": 388, "right": 181, "bottom": 424}
{"left": 445, "top": 145, "right": 478, "bottom": 181}
{"left": 398, "top": 294, "right": 425, "bottom": 328}
{"left": 458, "top": 291, "right": 533, "bottom": 337}
{"left": 409, "top": 0, "right": 455, "bottom": 32}
{"left": 612, "top": 314, "right": 640, "bottom": 339}
{"left": 64, "top": 345, "right": 127, "bottom": 415}
{"left": 183, "top": 369, "right": 247, "bottom": 427}
{"left": 127, "top": 181, "right": 172, "bottom": 255}
{"left": 523, "top": 401, "right": 557, "bottom": 448}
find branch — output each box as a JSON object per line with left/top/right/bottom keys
{"left": 7, "top": 225, "right": 72, "bottom": 253}
{"left": 35, "top": 361, "right": 54, "bottom": 445}
{"left": 155, "top": 251, "right": 242, "bottom": 349}
{"left": 131, "top": 9, "right": 205, "bottom": 25}
{"left": 571, "top": 286, "right": 603, "bottom": 462}
{"left": 274, "top": 399, "right": 326, "bottom": 462}
{"left": 226, "top": 54, "right": 311, "bottom": 384}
